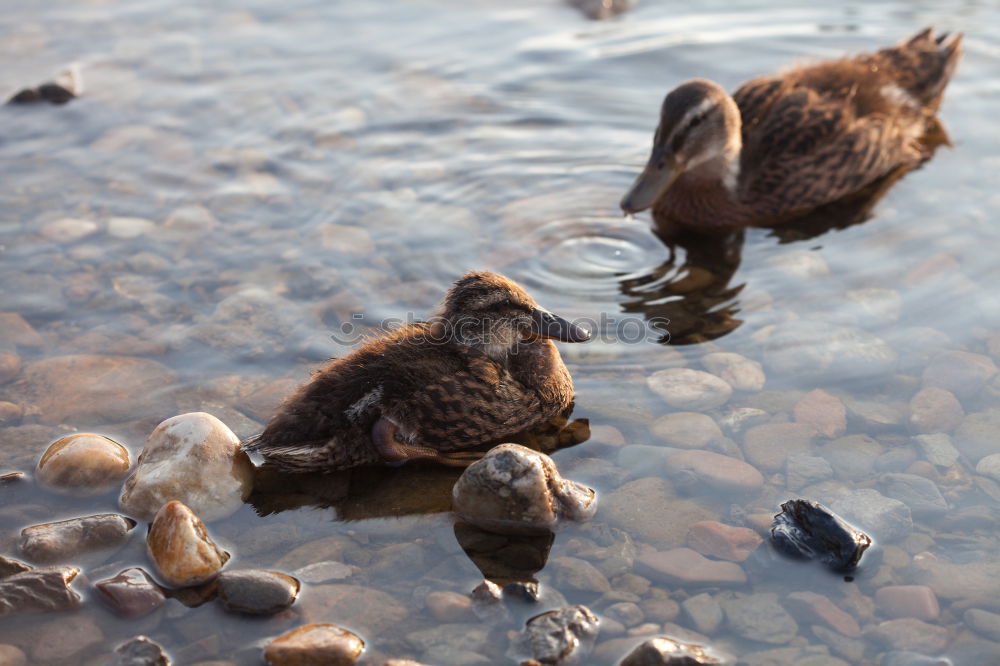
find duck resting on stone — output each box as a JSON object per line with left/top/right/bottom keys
{"left": 620, "top": 28, "right": 963, "bottom": 230}
{"left": 242, "top": 271, "right": 590, "bottom": 472}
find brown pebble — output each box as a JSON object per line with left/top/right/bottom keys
{"left": 793, "top": 389, "right": 847, "bottom": 438}
{"left": 686, "top": 521, "right": 762, "bottom": 562}
{"left": 637, "top": 548, "right": 746, "bottom": 586}
{"left": 35, "top": 433, "right": 131, "bottom": 496}
{"left": 785, "top": 590, "right": 861, "bottom": 637}
{"left": 147, "top": 500, "right": 229, "bottom": 587}
{"left": 908, "top": 387, "right": 964, "bottom": 434}
{"left": 875, "top": 585, "right": 940, "bottom": 621}
{"left": 264, "top": 624, "right": 364, "bottom": 666}
{"left": 424, "top": 590, "right": 473, "bottom": 623}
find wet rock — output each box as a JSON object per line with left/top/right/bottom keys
{"left": 0, "top": 565, "right": 81, "bottom": 616}
{"left": 147, "top": 500, "right": 229, "bottom": 587}
{"left": 647, "top": 369, "right": 732, "bottom": 411}
{"left": 191, "top": 288, "right": 302, "bottom": 360}
{"left": 425, "top": 590, "right": 473, "bottom": 623}
{"left": 35, "top": 433, "right": 131, "bottom": 496}
{"left": 405, "top": 623, "right": 490, "bottom": 664}
{"left": 964, "top": 608, "right": 1000, "bottom": 641}
{"left": 785, "top": 591, "right": 860, "bottom": 637}
{"left": 650, "top": 412, "right": 722, "bottom": 449}
{"left": 451, "top": 444, "right": 596, "bottom": 535}
{"left": 717, "top": 407, "right": 769, "bottom": 436}
{"left": 294, "top": 560, "right": 354, "bottom": 585}
{"left": 876, "top": 586, "right": 939, "bottom": 621}
{"left": 120, "top": 412, "right": 254, "bottom": 522}
{"left": 786, "top": 454, "right": 834, "bottom": 491}
{"left": 27, "top": 612, "right": 104, "bottom": 663}
{"left": 620, "top": 636, "right": 735, "bottom": 666}
{"left": 743, "top": 423, "right": 816, "bottom": 472}
{"left": 911, "top": 554, "right": 1000, "bottom": 602}
{"left": 113, "top": 636, "right": 170, "bottom": 666}
{"left": 16, "top": 354, "right": 176, "bottom": 425}
{"left": 908, "top": 388, "right": 963, "bottom": 434}
{"left": 682, "top": 593, "right": 723, "bottom": 635}
{"left": 264, "top": 623, "right": 364, "bottom": 665}
{"left": 878, "top": 473, "right": 947, "bottom": 517}
{"left": 551, "top": 556, "right": 611, "bottom": 594}
{"left": 686, "top": 521, "right": 762, "bottom": 562}
{"left": 637, "top": 548, "right": 746, "bottom": 586}
{"left": 912, "top": 434, "right": 960, "bottom": 468}
{"left": 769, "top": 500, "right": 871, "bottom": 571}
{"left": 0, "top": 645, "right": 26, "bottom": 666}
{"left": 107, "top": 216, "right": 156, "bottom": 239}
{"left": 976, "top": 453, "right": 1000, "bottom": 482}
{"left": 866, "top": 618, "right": 950, "bottom": 654}
{"left": 0, "top": 401, "right": 22, "bottom": 425}
{"left": 793, "top": 390, "right": 847, "bottom": 438}
{"left": 845, "top": 399, "right": 908, "bottom": 432}
{"left": 763, "top": 321, "right": 897, "bottom": 381}
{"left": 830, "top": 489, "right": 912, "bottom": 542}
{"left": 604, "top": 601, "right": 644, "bottom": 628}
{"left": 7, "top": 68, "right": 79, "bottom": 105}
{"left": 94, "top": 568, "right": 166, "bottom": 618}
{"left": 922, "top": 351, "right": 997, "bottom": 399}
{"left": 0, "top": 555, "right": 31, "bottom": 579}
{"left": 722, "top": 593, "right": 798, "bottom": 644}
{"left": 0, "top": 350, "right": 19, "bottom": 385}
{"left": 40, "top": 217, "right": 98, "bottom": 242}
{"left": 570, "top": 0, "right": 637, "bottom": 20}
{"left": 20, "top": 513, "right": 136, "bottom": 564}
{"left": 954, "top": 409, "right": 1000, "bottom": 463}
{"left": 701, "top": 352, "right": 765, "bottom": 392}
{"left": 665, "top": 450, "right": 763, "bottom": 494}
{"left": 0, "top": 313, "right": 43, "bottom": 349}
{"left": 824, "top": 434, "right": 882, "bottom": 481}
{"left": 217, "top": 569, "right": 300, "bottom": 615}
{"left": 602, "top": 478, "right": 717, "bottom": 548}
{"left": 299, "top": 584, "right": 407, "bottom": 635}
{"left": 513, "top": 605, "right": 599, "bottom": 665}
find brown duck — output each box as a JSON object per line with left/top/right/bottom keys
{"left": 621, "top": 28, "right": 963, "bottom": 229}
{"left": 242, "top": 272, "right": 590, "bottom": 472}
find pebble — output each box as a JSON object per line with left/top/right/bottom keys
{"left": 551, "top": 556, "right": 611, "bottom": 594}
{"left": 294, "top": 561, "right": 354, "bottom": 585}
{"left": 770, "top": 499, "right": 871, "bottom": 572}
{"left": 665, "top": 450, "right": 763, "bottom": 494}
{"left": 763, "top": 321, "right": 897, "bottom": 381}
{"left": 0, "top": 645, "right": 26, "bottom": 666}
{"left": 40, "top": 217, "right": 98, "bottom": 242}
{"left": 637, "top": 548, "right": 746, "bottom": 586}
{"left": 766, "top": 250, "right": 829, "bottom": 278}
{"left": 786, "top": 454, "right": 834, "bottom": 490}
{"left": 686, "top": 521, "right": 762, "bottom": 562}
{"left": 451, "top": 444, "right": 596, "bottom": 534}
{"left": 793, "top": 390, "right": 847, "bottom": 438}
{"left": 120, "top": 412, "right": 254, "bottom": 522}
{"left": 425, "top": 590, "right": 473, "bottom": 623}
{"left": 786, "top": 591, "right": 861, "bottom": 638}
{"left": 0, "top": 401, "right": 22, "bottom": 425}
{"left": 27, "top": 612, "right": 104, "bottom": 663}
{"left": 35, "top": 433, "right": 131, "bottom": 496}
{"left": 844, "top": 288, "right": 902, "bottom": 324}
{"left": 147, "top": 500, "right": 229, "bottom": 587}
{"left": 922, "top": 350, "right": 997, "bottom": 399}
{"left": 743, "top": 423, "right": 816, "bottom": 472}
{"left": 682, "top": 593, "right": 723, "bottom": 635}
{"left": 0, "top": 313, "right": 44, "bottom": 348}
{"left": 964, "top": 608, "right": 1000, "bottom": 642}
{"left": 908, "top": 387, "right": 963, "bottom": 434}
{"left": 911, "top": 553, "right": 1000, "bottom": 602}
{"left": 976, "top": 453, "right": 1000, "bottom": 482}
{"left": 647, "top": 368, "right": 732, "bottom": 411}
{"left": 845, "top": 398, "right": 907, "bottom": 432}
{"left": 298, "top": 584, "right": 407, "bottom": 635}
{"left": 875, "top": 586, "right": 940, "bottom": 621}
{"left": 603, "top": 601, "right": 644, "bottom": 628}
{"left": 107, "top": 216, "right": 155, "bottom": 239}
{"left": 601, "top": 478, "right": 717, "bottom": 548}
{"left": 19, "top": 354, "right": 177, "bottom": 425}
{"left": 701, "top": 352, "right": 766, "bottom": 392}
{"left": 113, "top": 636, "right": 170, "bottom": 666}
{"left": 824, "top": 434, "right": 882, "bottom": 481}
{"left": 514, "top": 605, "right": 599, "bottom": 665}
{"left": 619, "top": 636, "right": 735, "bottom": 666}
{"left": 0, "top": 555, "right": 31, "bottom": 579}
{"left": 264, "top": 624, "right": 364, "bottom": 666}
{"left": 865, "top": 618, "right": 950, "bottom": 654}
{"left": 717, "top": 407, "right": 770, "bottom": 436}
{"left": 650, "top": 412, "right": 722, "bottom": 448}
{"left": 721, "top": 593, "right": 798, "bottom": 644}
{"left": 830, "top": 489, "right": 913, "bottom": 542}
{"left": 94, "top": 568, "right": 166, "bottom": 618}
{"left": 20, "top": 513, "right": 136, "bottom": 564}
{"left": 217, "top": 569, "right": 300, "bottom": 615}
{"left": 0, "top": 565, "right": 81, "bottom": 616}
{"left": 0, "top": 350, "right": 19, "bottom": 385}
{"left": 954, "top": 409, "right": 1000, "bottom": 463}
{"left": 878, "top": 473, "right": 947, "bottom": 517}
{"left": 912, "top": 434, "right": 960, "bottom": 468}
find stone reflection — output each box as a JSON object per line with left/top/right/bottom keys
{"left": 454, "top": 522, "right": 555, "bottom": 589}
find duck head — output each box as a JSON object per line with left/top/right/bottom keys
{"left": 621, "top": 79, "right": 742, "bottom": 215}
{"left": 439, "top": 272, "right": 590, "bottom": 360}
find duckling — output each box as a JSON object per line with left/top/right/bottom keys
{"left": 621, "top": 28, "right": 962, "bottom": 229}
{"left": 242, "top": 272, "right": 590, "bottom": 472}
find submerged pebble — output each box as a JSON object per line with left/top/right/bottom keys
{"left": 113, "top": 636, "right": 171, "bottom": 666}
{"left": 19, "top": 513, "right": 136, "bottom": 564}
{"left": 0, "top": 566, "right": 81, "bottom": 616}
{"left": 264, "top": 623, "right": 364, "bottom": 666}
{"left": 94, "top": 568, "right": 166, "bottom": 619}
{"left": 147, "top": 500, "right": 229, "bottom": 587}
{"left": 120, "top": 412, "right": 254, "bottom": 522}
{"left": 35, "top": 433, "right": 131, "bottom": 496}
{"left": 769, "top": 499, "right": 871, "bottom": 571}
{"left": 721, "top": 593, "right": 798, "bottom": 644}
{"left": 451, "top": 444, "right": 596, "bottom": 534}
{"left": 513, "top": 605, "right": 599, "bottom": 665}
{"left": 217, "top": 569, "right": 301, "bottom": 615}
{"left": 619, "top": 636, "right": 735, "bottom": 666}
{"left": 701, "top": 352, "right": 765, "bottom": 392}
{"left": 647, "top": 368, "right": 732, "bottom": 411}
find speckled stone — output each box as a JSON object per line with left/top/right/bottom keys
{"left": 35, "top": 433, "right": 131, "bottom": 496}
{"left": 146, "top": 500, "right": 229, "bottom": 587}
{"left": 264, "top": 624, "right": 364, "bottom": 666}
{"left": 647, "top": 368, "right": 732, "bottom": 411}
{"left": 514, "top": 605, "right": 599, "bottom": 665}
{"left": 217, "top": 569, "right": 300, "bottom": 615}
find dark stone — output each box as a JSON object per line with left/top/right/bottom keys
{"left": 217, "top": 569, "right": 300, "bottom": 615}
{"left": 770, "top": 499, "right": 871, "bottom": 571}
{"left": 0, "top": 471, "right": 25, "bottom": 486}
{"left": 0, "top": 554, "right": 32, "bottom": 579}
{"left": 113, "top": 636, "right": 171, "bottom": 666}
{"left": 0, "top": 565, "right": 81, "bottom": 616}
{"left": 7, "top": 83, "right": 76, "bottom": 105}
{"left": 620, "top": 636, "right": 736, "bottom": 665}
{"left": 94, "top": 568, "right": 166, "bottom": 618}
{"left": 19, "top": 513, "right": 136, "bottom": 564}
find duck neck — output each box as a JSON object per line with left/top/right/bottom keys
{"left": 507, "top": 339, "right": 571, "bottom": 400}
{"left": 683, "top": 133, "right": 742, "bottom": 196}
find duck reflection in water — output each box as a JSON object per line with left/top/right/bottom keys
{"left": 618, "top": 28, "right": 960, "bottom": 344}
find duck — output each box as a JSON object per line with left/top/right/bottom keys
{"left": 242, "top": 271, "right": 590, "bottom": 472}
{"left": 620, "top": 28, "right": 963, "bottom": 229}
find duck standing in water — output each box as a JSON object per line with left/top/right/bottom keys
{"left": 243, "top": 272, "right": 590, "bottom": 472}
{"left": 621, "top": 28, "right": 963, "bottom": 229}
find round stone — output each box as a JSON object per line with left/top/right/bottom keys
{"left": 650, "top": 412, "right": 722, "bottom": 449}
{"left": 264, "top": 624, "right": 364, "bottom": 666}
{"left": 647, "top": 368, "right": 732, "bottom": 411}
{"left": 35, "top": 434, "right": 131, "bottom": 496}
{"left": 217, "top": 569, "right": 300, "bottom": 615}
{"left": 146, "top": 500, "right": 229, "bottom": 587}
{"left": 701, "top": 352, "right": 766, "bottom": 392}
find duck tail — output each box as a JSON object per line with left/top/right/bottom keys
{"left": 880, "top": 27, "right": 963, "bottom": 112}
{"left": 241, "top": 432, "right": 380, "bottom": 473}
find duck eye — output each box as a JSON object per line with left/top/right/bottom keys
{"left": 689, "top": 115, "right": 703, "bottom": 128}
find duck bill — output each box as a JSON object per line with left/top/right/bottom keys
{"left": 531, "top": 308, "right": 590, "bottom": 343}
{"left": 620, "top": 150, "right": 681, "bottom": 215}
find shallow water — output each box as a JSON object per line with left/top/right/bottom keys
{"left": 3, "top": 0, "right": 1000, "bottom": 663}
